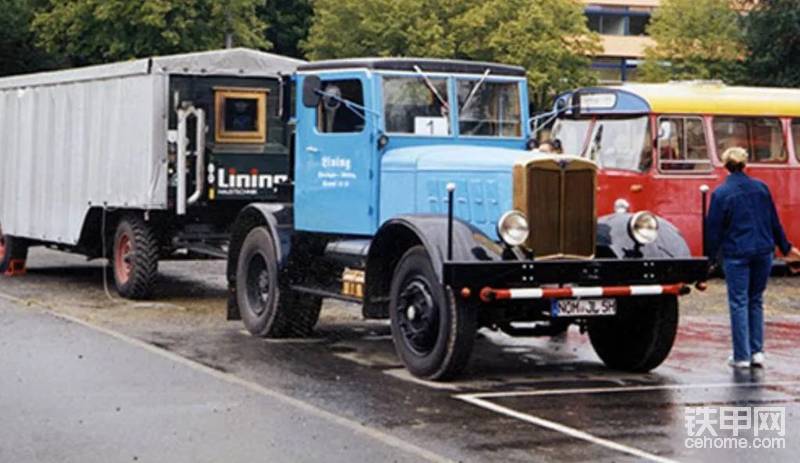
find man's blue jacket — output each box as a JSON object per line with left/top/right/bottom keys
{"left": 705, "top": 171, "right": 792, "bottom": 262}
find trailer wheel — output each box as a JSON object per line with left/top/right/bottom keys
{"left": 112, "top": 216, "right": 159, "bottom": 300}
{"left": 389, "top": 245, "right": 477, "bottom": 380}
{"left": 0, "top": 228, "right": 28, "bottom": 274}
{"left": 588, "top": 296, "right": 678, "bottom": 372}
{"left": 236, "top": 227, "right": 321, "bottom": 338}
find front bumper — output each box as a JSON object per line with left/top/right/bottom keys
{"left": 443, "top": 257, "right": 709, "bottom": 303}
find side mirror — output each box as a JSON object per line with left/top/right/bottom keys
{"left": 302, "top": 75, "right": 322, "bottom": 108}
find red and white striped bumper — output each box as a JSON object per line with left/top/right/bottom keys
{"left": 479, "top": 283, "right": 689, "bottom": 303}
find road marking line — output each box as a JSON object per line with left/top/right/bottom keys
{"left": 457, "top": 394, "right": 678, "bottom": 463}
{"left": 462, "top": 380, "right": 800, "bottom": 399}
{"left": 0, "top": 291, "right": 454, "bottom": 463}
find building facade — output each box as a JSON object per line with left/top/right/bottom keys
{"left": 583, "top": 0, "right": 660, "bottom": 82}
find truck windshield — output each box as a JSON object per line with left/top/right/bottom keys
{"left": 457, "top": 80, "right": 521, "bottom": 137}
{"left": 383, "top": 76, "right": 450, "bottom": 135}
{"left": 551, "top": 116, "right": 652, "bottom": 172}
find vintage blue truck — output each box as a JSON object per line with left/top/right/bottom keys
{"left": 225, "top": 58, "right": 709, "bottom": 380}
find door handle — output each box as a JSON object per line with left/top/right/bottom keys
{"left": 305, "top": 146, "right": 319, "bottom": 153}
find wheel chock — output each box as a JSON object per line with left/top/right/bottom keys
{"left": 4, "top": 259, "right": 27, "bottom": 276}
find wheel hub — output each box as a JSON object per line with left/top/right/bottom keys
{"left": 397, "top": 278, "right": 439, "bottom": 356}
{"left": 114, "top": 233, "right": 133, "bottom": 284}
{"left": 245, "top": 253, "right": 271, "bottom": 316}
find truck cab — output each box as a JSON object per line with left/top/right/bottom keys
{"left": 227, "top": 58, "right": 709, "bottom": 381}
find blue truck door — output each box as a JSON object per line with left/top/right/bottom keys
{"left": 294, "top": 72, "right": 377, "bottom": 235}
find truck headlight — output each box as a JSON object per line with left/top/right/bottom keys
{"left": 628, "top": 211, "right": 659, "bottom": 245}
{"left": 497, "top": 210, "right": 529, "bottom": 247}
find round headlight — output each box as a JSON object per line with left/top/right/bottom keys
{"left": 497, "top": 210, "right": 529, "bottom": 247}
{"left": 628, "top": 211, "right": 659, "bottom": 245}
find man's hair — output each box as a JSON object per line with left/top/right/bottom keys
{"left": 721, "top": 147, "right": 748, "bottom": 173}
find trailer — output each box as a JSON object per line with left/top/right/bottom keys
{"left": 0, "top": 48, "right": 303, "bottom": 298}
{"left": 222, "top": 58, "right": 710, "bottom": 380}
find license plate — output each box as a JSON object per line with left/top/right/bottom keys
{"left": 552, "top": 298, "right": 617, "bottom": 317}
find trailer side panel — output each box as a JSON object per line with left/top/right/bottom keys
{"left": 0, "top": 74, "right": 167, "bottom": 245}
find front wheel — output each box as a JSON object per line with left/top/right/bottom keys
{"left": 588, "top": 296, "right": 678, "bottom": 372}
{"left": 236, "top": 227, "right": 321, "bottom": 338}
{"left": 389, "top": 245, "right": 477, "bottom": 380}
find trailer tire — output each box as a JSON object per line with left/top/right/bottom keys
{"left": 588, "top": 296, "right": 678, "bottom": 372}
{"left": 0, "top": 229, "right": 28, "bottom": 274}
{"left": 389, "top": 245, "right": 476, "bottom": 380}
{"left": 236, "top": 226, "right": 321, "bottom": 338}
{"left": 112, "top": 216, "right": 159, "bottom": 300}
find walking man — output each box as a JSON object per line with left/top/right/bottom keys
{"left": 706, "top": 147, "right": 800, "bottom": 368}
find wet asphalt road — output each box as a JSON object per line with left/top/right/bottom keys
{"left": 1, "top": 248, "right": 799, "bottom": 462}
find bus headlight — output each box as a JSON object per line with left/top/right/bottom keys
{"left": 497, "top": 210, "right": 529, "bottom": 247}
{"left": 628, "top": 211, "right": 659, "bottom": 245}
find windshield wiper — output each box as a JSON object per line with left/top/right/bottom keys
{"left": 459, "top": 68, "right": 491, "bottom": 112}
{"left": 413, "top": 65, "right": 449, "bottom": 113}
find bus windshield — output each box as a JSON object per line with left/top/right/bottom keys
{"left": 552, "top": 117, "right": 652, "bottom": 172}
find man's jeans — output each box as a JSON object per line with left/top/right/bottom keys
{"left": 722, "top": 253, "right": 773, "bottom": 362}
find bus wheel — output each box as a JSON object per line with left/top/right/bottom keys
{"left": 588, "top": 296, "right": 678, "bottom": 372}
{"left": 236, "top": 227, "right": 321, "bottom": 338}
{"left": 112, "top": 215, "right": 159, "bottom": 300}
{"left": 0, "top": 226, "right": 29, "bottom": 274}
{"left": 389, "top": 245, "right": 477, "bottom": 380}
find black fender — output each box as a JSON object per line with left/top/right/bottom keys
{"left": 364, "top": 215, "right": 501, "bottom": 318}
{"left": 597, "top": 212, "right": 691, "bottom": 259}
{"left": 226, "top": 203, "right": 294, "bottom": 320}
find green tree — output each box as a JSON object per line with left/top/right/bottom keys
{"left": 741, "top": 0, "right": 800, "bottom": 87}
{"left": 0, "top": 0, "right": 60, "bottom": 76}
{"left": 259, "top": 0, "right": 312, "bottom": 58}
{"left": 640, "top": 0, "right": 744, "bottom": 82}
{"left": 33, "top": 0, "right": 270, "bottom": 66}
{"left": 302, "top": 0, "right": 600, "bottom": 109}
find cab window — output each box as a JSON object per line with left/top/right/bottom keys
{"left": 383, "top": 76, "right": 450, "bottom": 135}
{"left": 657, "top": 117, "right": 711, "bottom": 172}
{"left": 793, "top": 119, "right": 800, "bottom": 161}
{"left": 457, "top": 80, "right": 521, "bottom": 137}
{"left": 316, "top": 79, "right": 365, "bottom": 133}
{"left": 713, "top": 116, "right": 787, "bottom": 164}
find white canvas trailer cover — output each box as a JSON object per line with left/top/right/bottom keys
{"left": 0, "top": 48, "right": 304, "bottom": 246}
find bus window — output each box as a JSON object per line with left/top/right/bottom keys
{"left": 657, "top": 117, "right": 711, "bottom": 172}
{"left": 713, "top": 116, "right": 787, "bottom": 164}
{"left": 553, "top": 116, "right": 651, "bottom": 171}
{"left": 793, "top": 119, "right": 800, "bottom": 161}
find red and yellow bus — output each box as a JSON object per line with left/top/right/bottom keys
{"left": 550, "top": 81, "right": 800, "bottom": 258}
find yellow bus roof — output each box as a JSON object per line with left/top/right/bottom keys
{"left": 613, "top": 82, "right": 800, "bottom": 117}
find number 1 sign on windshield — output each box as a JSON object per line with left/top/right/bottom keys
{"left": 415, "top": 117, "right": 448, "bottom": 136}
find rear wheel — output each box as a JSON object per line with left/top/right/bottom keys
{"left": 0, "top": 225, "right": 28, "bottom": 274}
{"left": 588, "top": 296, "right": 678, "bottom": 372}
{"left": 236, "top": 227, "right": 321, "bottom": 338}
{"left": 389, "top": 245, "right": 477, "bottom": 380}
{"left": 111, "top": 215, "right": 159, "bottom": 299}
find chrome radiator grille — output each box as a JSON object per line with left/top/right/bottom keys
{"left": 512, "top": 156, "right": 597, "bottom": 258}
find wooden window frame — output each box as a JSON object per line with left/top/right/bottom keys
{"left": 214, "top": 87, "right": 268, "bottom": 144}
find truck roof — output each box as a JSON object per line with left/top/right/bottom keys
{"left": 0, "top": 48, "right": 305, "bottom": 90}
{"left": 297, "top": 57, "right": 526, "bottom": 77}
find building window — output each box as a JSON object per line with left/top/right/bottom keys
{"left": 585, "top": 8, "right": 651, "bottom": 36}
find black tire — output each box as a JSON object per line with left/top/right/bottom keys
{"left": 236, "top": 227, "right": 321, "bottom": 338}
{"left": 389, "top": 245, "right": 477, "bottom": 380}
{"left": 111, "top": 215, "right": 159, "bottom": 300}
{"left": 588, "top": 296, "right": 678, "bottom": 372}
{"left": 0, "top": 227, "right": 28, "bottom": 274}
